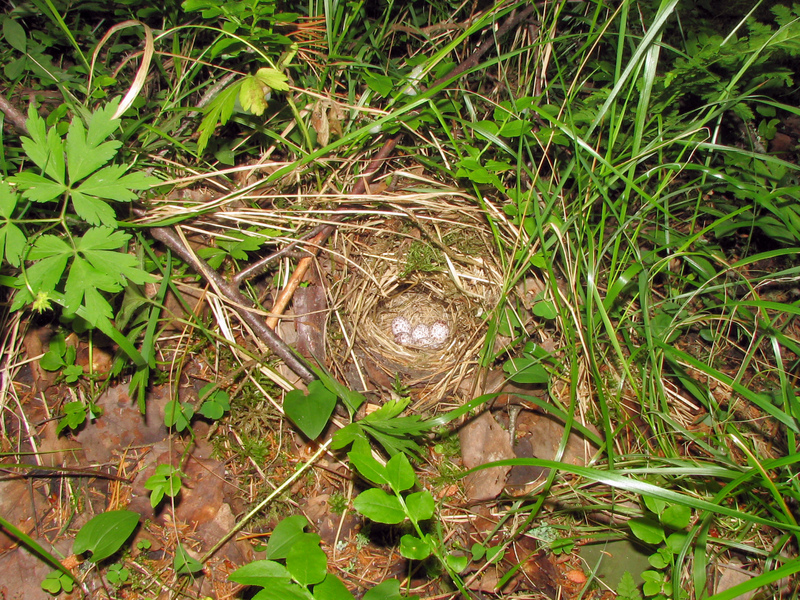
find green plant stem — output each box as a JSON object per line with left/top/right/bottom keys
{"left": 200, "top": 439, "right": 331, "bottom": 563}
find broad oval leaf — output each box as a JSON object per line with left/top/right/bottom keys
{"left": 73, "top": 510, "right": 139, "bottom": 562}
{"left": 628, "top": 517, "right": 665, "bottom": 545}
{"left": 405, "top": 491, "right": 435, "bottom": 522}
{"left": 286, "top": 535, "right": 327, "bottom": 586}
{"left": 399, "top": 534, "right": 431, "bottom": 560}
{"left": 503, "top": 357, "right": 549, "bottom": 384}
{"left": 229, "top": 559, "right": 291, "bottom": 586}
{"left": 385, "top": 452, "right": 415, "bottom": 493}
{"left": 353, "top": 488, "right": 405, "bottom": 524}
{"left": 314, "top": 573, "right": 356, "bottom": 600}
{"left": 266, "top": 515, "right": 309, "bottom": 560}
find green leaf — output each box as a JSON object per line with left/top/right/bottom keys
{"left": 164, "top": 400, "right": 193, "bottom": 432}
{"left": 445, "top": 553, "right": 469, "bottom": 574}
{"left": 174, "top": 544, "right": 203, "bottom": 574}
{"left": 283, "top": 379, "right": 337, "bottom": 439}
{"left": 363, "top": 579, "right": 415, "bottom": 600}
{"left": 144, "top": 464, "right": 182, "bottom": 508}
{"left": 197, "top": 81, "right": 241, "bottom": 155}
{"left": 0, "top": 222, "right": 26, "bottom": 267}
{"left": 56, "top": 401, "right": 86, "bottom": 434}
{"left": 353, "top": 488, "right": 405, "bottom": 524}
{"left": 385, "top": 452, "right": 415, "bottom": 493}
{"left": 72, "top": 510, "right": 138, "bottom": 562}
{"left": 240, "top": 75, "right": 269, "bottom": 116}
{"left": 399, "top": 534, "right": 431, "bottom": 560}
{"left": 229, "top": 559, "right": 292, "bottom": 587}
{"left": 532, "top": 300, "right": 558, "bottom": 320}
{"left": 20, "top": 122, "right": 65, "bottom": 183}
{"left": 252, "top": 582, "right": 314, "bottom": 600}
{"left": 405, "top": 491, "right": 435, "bottom": 522}
{"left": 660, "top": 504, "right": 691, "bottom": 530}
{"left": 503, "top": 357, "right": 549, "bottom": 384}
{"left": 39, "top": 350, "right": 66, "bottom": 371}
{"left": 364, "top": 73, "right": 393, "bottom": 97}
{"left": 12, "top": 171, "right": 66, "bottom": 202}
{"left": 499, "top": 119, "right": 530, "bottom": 137}
{"left": 65, "top": 116, "right": 121, "bottom": 183}
{"left": 266, "top": 515, "right": 309, "bottom": 560}
{"left": 347, "top": 437, "right": 388, "bottom": 485}
{"left": 616, "top": 571, "right": 642, "bottom": 600}
{"left": 75, "top": 164, "right": 154, "bottom": 202}
{"left": 628, "top": 518, "right": 665, "bottom": 545}
{"left": 255, "top": 67, "right": 289, "bottom": 91}
{"left": 485, "top": 545, "right": 504, "bottom": 564}
{"left": 286, "top": 535, "right": 327, "bottom": 586}
{"left": 3, "top": 18, "right": 26, "bottom": 52}
{"left": 0, "top": 180, "right": 18, "bottom": 216}
{"left": 314, "top": 573, "right": 356, "bottom": 600}
{"left": 63, "top": 256, "right": 120, "bottom": 316}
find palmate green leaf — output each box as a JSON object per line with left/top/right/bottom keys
{"left": 197, "top": 80, "right": 242, "bottom": 155}
{"left": 66, "top": 116, "right": 122, "bottom": 183}
{"left": 76, "top": 165, "right": 156, "bottom": 202}
{"left": 0, "top": 223, "right": 25, "bottom": 267}
{"left": 71, "top": 190, "right": 117, "bottom": 226}
{"left": 240, "top": 75, "right": 269, "bottom": 116}
{"left": 12, "top": 171, "right": 67, "bottom": 202}
{"left": 255, "top": 67, "right": 289, "bottom": 92}
{"left": 63, "top": 257, "right": 120, "bottom": 317}
{"left": 20, "top": 105, "right": 65, "bottom": 183}
{"left": 77, "top": 227, "right": 155, "bottom": 286}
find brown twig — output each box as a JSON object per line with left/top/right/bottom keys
{"left": 0, "top": 96, "right": 29, "bottom": 135}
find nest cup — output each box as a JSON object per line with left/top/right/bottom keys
{"left": 334, "top": 199, "right": 504, "bottom": 395}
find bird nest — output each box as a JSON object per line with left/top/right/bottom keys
{"left": 329, "top": 192, "right": 505, "bottom": 402}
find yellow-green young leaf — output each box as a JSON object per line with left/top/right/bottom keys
{"left": 239, "top": 76, "right": 269, "bottom": 116}
{"left": 255, "top": 67, "right": 289, "bottom": 92}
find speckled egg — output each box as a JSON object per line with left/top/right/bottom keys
{"left": 411, "top": 323, "right": 431, "bottom": 346}
{"left": 391, "top": 316, "right": 411, "bottom": 337}
{"left": 395, "top": 331, "right": 413, "bottom": 346}
{"left": 429, "top": 320, "right": 449, "bottom": 344}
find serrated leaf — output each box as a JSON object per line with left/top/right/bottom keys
{"left": 255, "top": 67, "right": 289, "bottom": 91}
{"left": 72, "top": 510, "right": 138, "bottom": 562}
{"left": 197, "top": 81, "right": 241, "bottom": 155}
{"left": 240, "top": 76, "right": 269, "bottom": 116}
{"left": 3, "top": 18, "right": 26, "bottom": 52}
{"left": 266, "top": 515, "right": 309, "bottom": 560}
{"left": 628, "top": 517, "right": 665, "bottom": 545}
{"left": 20, "top": 123, "right": 64, "bottom": 183}
{"left": 385, "top": 452, "right": 415, "bottom": 493}
{"left": 12, "top": 171, "right": 66, "bottom": 202}
{"left": 63, "top": 256, "right": 120, "bottom": 315}
{"left": 314, "top": 573, "right": 356, "bottom": 600}
{"left": 283, "top": 379, "right": 336, "bottom": 439}
{"left": 286, "top": 535, "right": 327, "bottom": 586}
{"left": 66, "top": 117, "right": 121, "bottom": 183}
{"left": 77, "top": 227, "right": 155, "bottom": 286}
{"left": 0, "top": 223, "right": 25, "bottom": 267}
{"left": 86, "top": 98, "right": 122, "bottom": 148}
{"left": 71, "top": 190, "right": 117, "bottom": 226}
{"left": 75, "top": 164, "right": 153, "bottom": 202}
{"left": 229, "top": 559, "right": 292, "bottom": 586}
{"left": 353, "top": 488, "right": 405, "bottom": 524}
